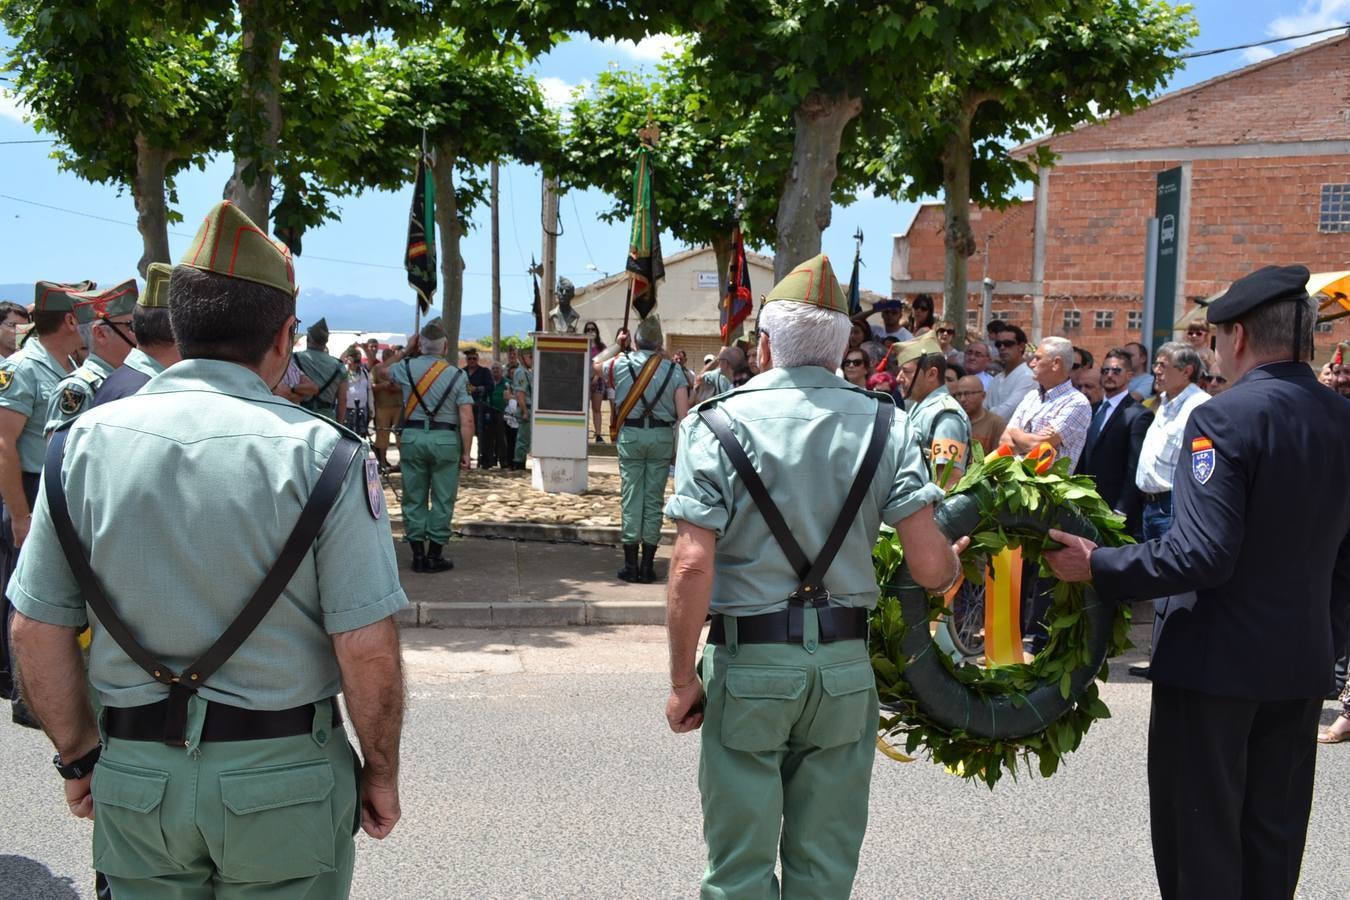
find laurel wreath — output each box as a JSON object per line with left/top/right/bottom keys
{"left": 868, "top": 444, "right": 1135, "bottom": 787}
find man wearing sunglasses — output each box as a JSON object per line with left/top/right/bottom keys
{"left": 1075, "top": 349, "right": 1153, "bottom": 539}
{"left": 44, "top": 282, "right": 140, "bottom": 435}
{"left": 986, "top": 325, "right": 1036, "bottom": 420}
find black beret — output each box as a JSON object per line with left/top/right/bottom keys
{"left": 1206, "top": 264, "right": 1309, "bottom": 324}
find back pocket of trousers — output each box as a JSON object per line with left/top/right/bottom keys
{"left": 720, "top": 665, "right": 807, "bottom": 752}
{"left": 219, "top": 760, "right": 336, "bottom": 882}
{"left": 806, "top": 659, "right": 877, "bottom": 748}
{"left": 92, "top": 759, "right": 180, "bottom": 877}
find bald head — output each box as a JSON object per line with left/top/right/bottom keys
{"left": 717, "top": 345, "right": 747, "bottom": 378}
{"left": 953, "top": 375, "right": 986, "bottom": 418}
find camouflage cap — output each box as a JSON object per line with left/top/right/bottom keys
{"left": 34, "top": 280, "right": 96, "bottom": 313}
{"left": 763, "top": 254, "right": 848, "bottom": 315}
{"left": 420, "top": 317, "right": 446, "bottom": 341}
{"left": 177, "top": 200, "right": 296, "bottom": 297}
{"left": 307, "top": 316, "right": 330, "bottom": 344}
{"left": 891, "top": 332, "right": 943, "bottom": 369}
{"left": 635, "top": 313, "right": 663, "bottom": 347}
{"left": 140, "top": 262, "right": 172, "bottom": 309}
{"left": 72, "top": 279, "right": 139, "bottom": 324}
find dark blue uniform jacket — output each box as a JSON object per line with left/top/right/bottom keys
{"left": 1091, "top": 362, "right": 1350, "bottom": 701}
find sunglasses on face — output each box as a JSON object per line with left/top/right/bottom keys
{"left": 1071, "top": 362, "right": 1082, "bottom": 370}
{"left": 937, "top": 328, "right": 955, "bottom": 336}
{"left": 843, "top": 358, "right": 867, "bottom": 367}
{"left": 1100, "top": 366, "right": 1125, "bottom": 375}
{"left": 994, "top": 340, "right": 1018, "bottom": 349}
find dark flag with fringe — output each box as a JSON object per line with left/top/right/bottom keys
{"left": 720, "top": 227, "right": 753, "bottom": 343}
{"left": 405, "top": 153, "right": 437, "bottom": 314}
{"left": 625, "top": 142, "right": 663, "bottom": 320}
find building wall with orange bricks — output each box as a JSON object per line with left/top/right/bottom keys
{"left": 902, "top": 201, "right": 1037, "bottom": 289}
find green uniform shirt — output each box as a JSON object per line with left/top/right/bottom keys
{"left": 122, "top": 346, "right": 166, "bottom": 379}
{"left": 45, "top": 352, "right": 113, "bottom": 435}
{"left": 699, "top": 370, "right": 733, "bottom": 397}
{"left": 511, "top": 364, "right": 533, "bottom": 409}
{"left": 906, "top": 384, "right": 972, "bottom": 472}
{"left": 607, "top": 350, "right": 683, "bottom": 423}
{"left": 294, "top": 348, "right": 346, "bottom": 414}
{"left": 8, "top": 359, "right": 408, "bottom": 710}
{"left": 665, "top": 366, "right": 943, "bottom": 615}
{"left": 391, "top": 357, "right": 471, "bottom": 424}
{"left": 0, "top": 336, "right": 71, "bottom": 472}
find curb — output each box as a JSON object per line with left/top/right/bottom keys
{"left": 398, "top": 599, "right": 667, "bottom": 628}
{"left": 455, "top": 520, "right": 675, "bottom": 546}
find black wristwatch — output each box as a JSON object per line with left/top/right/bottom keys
{"left": 53, "top": 742, "right": 102, "bottom": 780}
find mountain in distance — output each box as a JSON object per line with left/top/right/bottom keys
{"left": 0, "top": 283, "right": 537, "bottom": 342}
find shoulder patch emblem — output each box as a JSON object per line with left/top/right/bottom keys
{"left": 59, "top": 386, "right": 84, "bottom": 415}
{"left": 365, "top": 456, "right": 384, "bottom": 520}
{"left": 1191, "top": 436, "right": 1215, "bottom": 485}
{"left": 0, "top": 369, "right": 10, "bottom": 391}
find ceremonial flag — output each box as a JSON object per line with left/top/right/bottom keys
{"left": 405, "top": 153, "right": 437, "bottom": 314}
{"left": 625, "top": 143, "right": 663, "bottom": 320}
{"left": 846, "top": 244, "right": 862, "bottom": 317}
{"left": 719, "top": 227, "right": 753, "bottom": 343}
{"left": 531, "top": 269, "right": 544, "bottom": 332}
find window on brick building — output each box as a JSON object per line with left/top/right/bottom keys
{"left": 1315, "top": 321, "right": 1333, "bottom": 334}
{"left": 1063, "top": 310, "right": 1082, "bottom": 331}
{"left": 1127, "top": 310, "right": 1143, "bottom": 330}
{"left": 1319, "top": 184, "right": 1350, "bottom": 232}
{"left": 967, "top": 310, "right": 979, "bottom": 328}
{"left": 1094, "top": 310, "right": 1114, "bottom": 329}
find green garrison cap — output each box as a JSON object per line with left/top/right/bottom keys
{"left": 635, "top": 313, "right": 663, "bottom": 347}
{"left": 420, "top": 317, "right": 445, "bottom": 341}
{"left": 72, "top": 279, "right": 139, "bottom": 324}
{"left": 763, "top": 253, "right": 848, "bottom": 315}
{"left": 177, "top": 200, "right": 296, "bottom": 297}
{"left": 34, "top": 280, "right": 96, "bottom": 313}
{"left": 307, "top": 316, "right": 330, "bottom": 344}
{"left": 891, "top": 332, "right": 943, "bottom": 369}
{"left": 141, "top": 263, "right": 172, "bottom": 309}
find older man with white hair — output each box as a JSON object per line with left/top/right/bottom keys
{"left": 999, "top": 335, "right": 1093, "bottom": 471}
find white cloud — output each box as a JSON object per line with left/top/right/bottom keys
{"left": 538, "top": 76, "right": 580, "bottom": 110}
{"left": 1267, "top": 0, "right": 1350, "bottom": 45}
{"left": 603, "top": 33, "right": 683, "bottom": 62}
{"left": 1240, "top": 46, "right": 1278, "bottom": 64}
{"left": 0, "top": 88, "right": 29, "bottom": 123}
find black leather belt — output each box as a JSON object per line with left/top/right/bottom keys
{"left": 623, "top": 417, "right": 673, "bottom": 428}
{"left": 707, "top": 607, "right": 869, "bottom": 645}
{"left": 1142, "top": 491, "right": 1172, "bottom": 504}
{"left": 104, "top": 697, "right": 340, "bottom": 743}
{"left": 404, "top": 420, "right": 458, "bottom": 431}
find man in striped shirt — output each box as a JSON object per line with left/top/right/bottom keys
{"left": 999, "top": 335, "right": 1093, "bottom": 471}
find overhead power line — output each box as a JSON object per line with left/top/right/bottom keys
{"left": 1181, "top": 22, "right": 1349, "bottom": 59}
{"left": 0, "top": 139, "right": 55, "bottom": 145}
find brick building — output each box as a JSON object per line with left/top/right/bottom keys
{"left": 890, "top": 35, "right": 1350, "bottom": 362}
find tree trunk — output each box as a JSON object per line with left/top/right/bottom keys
{"left": 131, "top": 135, "right": 173, "bottom": 277}
{"left": 773, "top": 92, "right": 862, "bottom": 282}
{"left": 941, "top": 106, "right": 978, "bottom": 350}
{"left": 490, "top": 161, "right": 501, "bottom": 362}
{"left": 223, "top": 0, "right": 282, "bottom": 228}
{"left": 432, "top": 140, "right": 463, "bottom": 355}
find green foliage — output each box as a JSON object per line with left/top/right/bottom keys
{"left": 870, "top": 444, "right": 1136, "bottom": 788}
{"left": 478, "top": 335, "right": 534, "bottom": 350}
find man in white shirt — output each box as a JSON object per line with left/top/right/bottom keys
{"left": 986, "top": 325, "right": 1036, "bottom": 420}
{"left": 1134, "top": 341, "right": 1209, "bottom": 542}
{"left": 963, "top": 339, "right": 994, "bottom": 390}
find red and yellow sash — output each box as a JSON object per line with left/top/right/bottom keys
{"left": 402, "top": 360, "right": 450, "bottom": 422}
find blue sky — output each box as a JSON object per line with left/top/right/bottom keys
{"left": 1, "top": 0, "right": 1345, "bottom": 320}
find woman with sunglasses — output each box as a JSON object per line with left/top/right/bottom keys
{"left": 910, "top": 294, "right": 935, "bottom": 336}
{"left": 583, "top": 321, "right": 607, "bottom": 442}
{"left": 841, "top": 347, "right": 871, "bottom": 388}
{"left": 934, "top": 319, "right": 960, "bottom": 362}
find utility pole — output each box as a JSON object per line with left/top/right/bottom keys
{"left": 490, "top": 161, "right": 502, "bottom": 362}
{"left": 540, "top": 175, "right": 560, "bottom": 331}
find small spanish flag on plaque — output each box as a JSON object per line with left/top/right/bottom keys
{"left": 1191, "top": 436, "right": 1216, "bottom": 485}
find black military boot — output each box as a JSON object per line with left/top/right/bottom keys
{"left": 617, "top": 543, "right": 640, "bottom": 582}
{"left": 410, "top": 540, "right": 427, "bottom": 574}
{"left": 424, "top": 542, "right": 454, "bottom": 573}
{"left": 637, "top": 543, "right": 659, "bottom": 584}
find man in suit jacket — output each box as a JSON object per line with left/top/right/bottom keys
{"left": 1046, "top": 265, "right": 1350, "bottom": 900}
{"left": 1074, "top": 348, "right": 1153, "bottom": 538}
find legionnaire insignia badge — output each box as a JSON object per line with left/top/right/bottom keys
{"left": 365, "top": 456, "right": 384, "bottom": 519}
{"left": 1191, "top": 436, "right": 1215, "bottom": 485}
{"left": 59, "top": 387, "right": 82, "bottom": 415}
{"left": 0, "top": 369, "right": 10, "bottom": 391}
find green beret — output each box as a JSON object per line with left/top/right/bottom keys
{"left": 763, "top": 254, "right": 848, "bottom": 315}
{"left": 177, "top": 200, "right": 296, "bottom": 297}
{"left": 635, "top": 314, "right": 663, "bottom": 347}
{"left": 1207, "top": 264, "right": 1309, "bottom": 325}
{"left": 73, "top": 279, "right": 139, "bottom": 324}
{"left": 891, "top": 332, "right": 943, "bottom": 369}
{"left": 307, "top": 316, "right": 330, "bottom": 344}
{"left": 141, "top": 263, "right": 172, "bottom": 309}
{"left": 34, "top": 280, "right": 96, "bottom": 313}
{"left": 420, "top": 317, "right": 445, "bottom": 341}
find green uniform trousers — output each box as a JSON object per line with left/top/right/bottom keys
{"left": 400, "top": 428, "right": 462, "bottom": 544}
{"left": 91, "top": 703, "right": 358, "bottom": 898}
{"left": 698, "top": 625, "right": 878, "bottom": 900}
{"left": 514, "top": 414, "right": 531, "bottom": 465}
{"left": 618, "top": 425, "right": 674, "bottom": 545}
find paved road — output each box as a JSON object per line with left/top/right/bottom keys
{"left": 3, "top": 626, "right": 1347, "bottom": 899}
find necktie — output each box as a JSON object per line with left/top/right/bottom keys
{"left": 1085, "top": 401, "right": 1110, "bottom": 452}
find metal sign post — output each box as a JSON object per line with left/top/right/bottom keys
{"left": 1150, "top": 167, "right": 1184, "bottom": 353}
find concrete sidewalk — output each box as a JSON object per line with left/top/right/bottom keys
{"left": 394, "top": 535, "right": 670, "bottom": 629}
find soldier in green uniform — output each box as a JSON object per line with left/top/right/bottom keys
{"left": 894, "top": 332, "right": 972, "bottom": 489}
{"left": 663, "top": 253, "right": 967, "bottom": 899}
{"left": 511, "top": 347, "right": 534, "bottom": 470}
{"left": 593, "top": 316, "right": 689, "bottom": 583}
{"left": 0, "top": 281, "right": 86, "bottom": 715}
{"left": 375, "top": 319, "right": 474, "bottom": 573}
{"left": 294, "top": 317, "right": 348, "bottom": 422}
{"left": 44, "top": 280, "right": 140, "bottom": 434}
{"left": 92, "top": 262, "right": 183, "bottom": 406}
{"left": 8, "top": 200, "right": 408, "bottom": 897}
